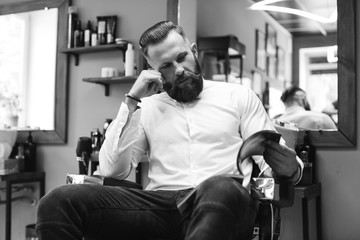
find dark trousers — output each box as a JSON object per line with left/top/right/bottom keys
{"left": 36, "top": 175, "right": 257, "bottom": 240}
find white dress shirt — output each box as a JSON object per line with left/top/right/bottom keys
{"left": 99, "top": 80, "right": 298, "bottom": 191}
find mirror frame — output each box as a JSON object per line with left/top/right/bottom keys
{"left": 0, "top": 0, "right": 69, "bottom": 144}
{"left": 307, "top": 0, "right": 356, "bottom": 147}
{"left": 169, "top": 0, "right": 356, "bottom": 148}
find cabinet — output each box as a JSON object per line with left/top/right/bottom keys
{"left": 62, "top": 43, "right": 141, "bottom": 96}
{"left": 197, "top": 35, "right": 246, "bottom": 82}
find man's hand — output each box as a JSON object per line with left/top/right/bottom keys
{"left": 128, "top": 69, "right": 164, "bottom": 99}
{"left": 263, "top": 140, "right": 299, "bottom": 180}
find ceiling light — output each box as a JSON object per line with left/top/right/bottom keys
{"left": 249, "top": 0, "right": 337, "bottom": 24}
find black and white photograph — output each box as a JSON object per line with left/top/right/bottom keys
{"left": 0, "top": 1, "right": 357, "bottom": 240}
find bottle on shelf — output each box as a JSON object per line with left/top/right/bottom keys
{"left": 125, "top": 43, "right": 135, "bottom": 76}
{"left": 91, "top": 26, "right": 98, "bottom": 47}
{"left": 67, "top": 6, "right": 78, "bottom": 49}
{"left": 74, "top": 20, "right": 84, "bottom": 48}
{"left": 97, "top": 16, "right": 107, "bottom": 45}
{"left": 84, "top": 21, "right": 92, "bottom": 47}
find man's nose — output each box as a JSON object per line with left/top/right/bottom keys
{"left": 174, "top": 62, "right": 185, "bottom": 75}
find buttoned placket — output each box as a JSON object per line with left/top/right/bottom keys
{"left": 181, "top": 103, "right": 198, "bottom": 188}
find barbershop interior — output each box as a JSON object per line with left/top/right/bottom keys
{"left": 0, "top": 0, "right": 359, "bottom": 239}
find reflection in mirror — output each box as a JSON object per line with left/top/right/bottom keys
{"left": 0, "top": 0, "right": 69, "bottom": 144}
{"left": 251, "top": 0, "right": 339, "bottom": 130}
{"left": 299, "top": 46, "right": 338, "bottom": 124}
{"left": 178, "top": 0, "right": 356, "bottom": 147}
{"left": 250, "top": 0, "right": 356, "bottom": 146}
{"left": 0, "top": 8, "right": 58, "bottom": 129}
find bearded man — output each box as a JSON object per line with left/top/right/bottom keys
{"left": 36, "top": 21, "right": 302, "bottom": 240}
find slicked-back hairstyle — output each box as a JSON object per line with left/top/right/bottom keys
{"left": 139, "top": 21, "right": 186, "bottom": 57}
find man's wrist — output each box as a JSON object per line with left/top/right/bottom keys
{"left": 124, "top": 94, "right": 140, "bottom": 113}
{"left": 273, "top": 166, "right": 300, "bottom": 182}
{"left": 125, "top": 93, "right": 141, "bottom": 103}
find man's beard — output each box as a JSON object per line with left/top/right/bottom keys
{"left": 163, "top": 58, "right": 203, "bottom": 103}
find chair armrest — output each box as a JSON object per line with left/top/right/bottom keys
{"left": 251, "top": 177, "right": 294, "bottom": 207}
{"left": 66, "top": 174, "right": 143, "bottom": 190}
{"left": 102, "top": 176, "right": 143, "bottom": 189}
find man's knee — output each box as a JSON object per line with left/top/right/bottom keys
{"left": 195, "top": 176, "right": 252, "bottom": 217}
{"left": 37, "top": 185, "right": 88, "bottom": 220}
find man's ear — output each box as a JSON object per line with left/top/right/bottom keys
{"left": 191, "top": 43, "right": 198, "bottom": 57}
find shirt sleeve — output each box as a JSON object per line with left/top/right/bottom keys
{"left": 238, "top": 88, "right": 274, "bottom": 174}
{"left": 237, "top": 88, "right": 304, "bottom": 182}
{"left": 98, "top": 102, "right": 148, "bottom": 179}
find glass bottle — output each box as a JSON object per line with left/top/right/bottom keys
{"left": 84, "top": 21, "right": 92, "bottom": 47}
{"left": 295, "top": 133, "right": 315, "bottom": 185}
{"left": 24, "top": 131, "right": 37, "bottom": 172}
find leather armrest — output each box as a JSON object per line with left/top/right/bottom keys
{"left": 66, "top": 174, "right": 143, "bottom": 190}
{"left": 102, "top": 177, "right": 143, "bottom": 189}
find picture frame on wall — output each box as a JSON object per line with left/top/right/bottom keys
{"left": 276, "top": 46, "right": 286, "bottom": 81}
{"left": 265, "top": 23, "right": 277, "bottom": 57}
{"left": 255, "top": 29, "right": 266, "bottom": 72}
{"left": 267, "top": 56, "right": 277, "bottom": 79}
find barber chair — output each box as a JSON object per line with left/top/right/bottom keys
{"left": 68, "top": 137, "right": 295, "bottom": 240}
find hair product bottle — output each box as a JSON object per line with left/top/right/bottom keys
{"left": 84, "top": 21, "right": 92, "bottom": 47}
{"left": 67, "top": 6, "right": 78, "bottom": 48}
{"left": 97, "top": 16, "right": 107, "bottom": 45}
{"left": 91, "top": 26, "right": 98, "bottom": 47}
{"left": 125, "top": 43, "right": 134, "bottom": 76}
{"left": 106, "top": 16, "right": 117, "bottom": 44}
{"left": 74, "top": 20, "right": 83, "bottom": 48}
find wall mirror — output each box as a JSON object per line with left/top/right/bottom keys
{"left": 311, "top": 0, "right": 356, "bottom": 147}
{"left": 0, "top": 0, "right": 69, "bottom": 144}
{"left": 171, "top": 0, "right": 356, "bottom": 147}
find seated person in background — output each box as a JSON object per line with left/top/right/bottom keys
{"left": 322, "top": 99, "right": 338, "bottom": 124}
{"left": 276, "top": 85, "right": 337, "bottom": 130}
{"left": 36, "top": 21, "right": 303, "bottom": 240}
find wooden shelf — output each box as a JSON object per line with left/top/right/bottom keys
{"left": 61, "top": 43, "right": 127, "bottom": 66}
{"left": 83, "top": 76, "right": 137, "bottom": 96}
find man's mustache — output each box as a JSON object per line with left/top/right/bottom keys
{"left": 175, "top": 70, "right": 202, "bottom": 83}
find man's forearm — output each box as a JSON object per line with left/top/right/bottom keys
{"left": 98, "top": 101, "right": 141, "bottom": 179}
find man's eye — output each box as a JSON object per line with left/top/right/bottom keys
{"left": 177, "top": 54, "right": 187, "bottom": 62}
{"left": 160, "top": 63, "right": 171, "bottom": 69}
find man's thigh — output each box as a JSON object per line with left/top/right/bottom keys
{"left": 38, "top": 184, "right": 185, "bottom": 240}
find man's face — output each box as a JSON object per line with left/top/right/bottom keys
{"left": 145, "top": 31, "right": 203, "bottom": 103}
